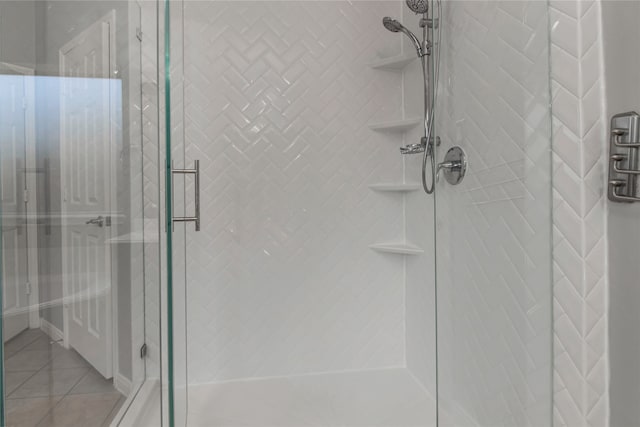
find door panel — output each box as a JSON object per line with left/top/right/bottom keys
{"left": 0, "top": 71, "right": 29, "bottom": 342}
{"left": 60, "top": 12, "right": 114, "bottom": 379}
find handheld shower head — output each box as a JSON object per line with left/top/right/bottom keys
{"left": 405, "top": 0, "right": 428, "bottom": 14}
{"left": 382, "top": 17, "right": 424, "bottom": 57}
{"left": 382, "top": 16, "right": 402, "bottom": 32}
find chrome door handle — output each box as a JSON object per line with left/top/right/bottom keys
{"left": 85, "top": 215, "right": 105, "bottom": 227}
{"left": 171, "top": 160, "right": 201, "bottom": 231}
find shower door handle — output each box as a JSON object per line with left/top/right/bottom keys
{"left": 171, "top": 160, "right": 201, "bottom": 231}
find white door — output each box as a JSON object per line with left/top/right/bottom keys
{"left": 60, "top": 13, "right": 115, "bottom": 379}
{"left": 0, "top": 69, "right": 30, "bottom": 342}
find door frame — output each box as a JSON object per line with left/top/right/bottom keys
{"left": 58, "top": 10, "right": 119, "bottom": 379}
{"left": 0, "top": 61, "right": 40, "bottom": 331}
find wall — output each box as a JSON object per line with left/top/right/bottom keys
{"left": 0, "top": 1, "right": 36, "bottom": 69}
{"left": 180, "top": 0, "right": 408, "bottom": 383}
{"left": 421, "top": 1, "right": 553, "bottom": 425}
{"left": 548, "top": 1, "right": 609, "bottom": 425}
{"left": 146, "top": 1, "right": 615, "bottom": 425}
{"left": 600, "top": 2, "right": 640, "bottom": 426}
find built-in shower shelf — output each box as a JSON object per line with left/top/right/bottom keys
{"left": 369, "top": 183, "right": 421, "bottom": 192}
{"left": 368, "top": 118, "right": 422, "bottom": 133}
{"left": 368, "top": 54, "right": 416, "bottom": 70}
{"left": 369, "top": 242, "right": 424, "bottom": 255}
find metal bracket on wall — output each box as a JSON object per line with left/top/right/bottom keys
{"left": 608, "top": 112, "right": 640, "bottom": 202}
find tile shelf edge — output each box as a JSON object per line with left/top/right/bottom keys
{"left": 368, "top": 54, "right": 417, "bottom": 70}
{"left": 368, "top": 183, "right": 422, "bottom": 192}
{"left": 368, "top": 118, "right": 422, "bottom": 133}
{"left": 368, "top": 242, "right": 424, "bottom": 255}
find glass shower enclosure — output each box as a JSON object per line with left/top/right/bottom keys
{"left": 0, "top": 0, "right": 552, "bottom": 426}
{"left": 164, "top": 0, "right": 553, "bottom": 426}
{"left": 0, "top": 1, "right": 168, "bottom": 425}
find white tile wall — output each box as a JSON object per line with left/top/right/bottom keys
{"left": 139, "top": 0, "right": 612, "bottom": 425}
{"left": 180, "top": 1, "right": 408, "bottom": 383}
{"left": 409, "top": 1, "right": 554, "bottom": 425}
{"left": 549, "top": 1, "right": 609, "bottom": 426}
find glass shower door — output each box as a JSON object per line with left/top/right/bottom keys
{"left": 0, "top": 1, "right": 167, "bottom": 425}
{"left": 433, "top": 1, "right": 553, "bottom": 425}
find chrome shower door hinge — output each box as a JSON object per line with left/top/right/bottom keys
{"left": 608, "top": 112, "right": 640, "bottom": 202}
{"left": 140, "top": 343, "right": 147, "bottom": 359}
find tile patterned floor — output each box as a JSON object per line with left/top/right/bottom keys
{"left": 4, "top": 329, "right": 125, "bottom": 427}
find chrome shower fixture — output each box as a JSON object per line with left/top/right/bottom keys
{"left": 382, "top": 0, "right": 447, "bottom": 195}
{"left": 406, "top": 0, "right": 428, "bottom": 14}
{"left": 382, "top": 17, "right": 425, "bottom": 57}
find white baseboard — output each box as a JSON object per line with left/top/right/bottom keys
{"left": 115, "top": 373, "right": 132, "bottom": 396}
{"left": 40, "top": 317, "right": 64, "bottom": 343}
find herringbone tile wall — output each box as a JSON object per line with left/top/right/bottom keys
{"left": 405, "top": 1, "right": 554, "bottom": 425}
{"left": 139, "top": 0, "right": 610, "bottom": 424}
{"left": 180, "top": 0, "right": 409, "bottom": 382}
{"left": 549, "top": 1, "right": 608, "bottom": 426}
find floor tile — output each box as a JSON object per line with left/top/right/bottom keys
{"left": 4, "top": 329, "right": 125, "bottom": 427}
{"left": 36, "top": 392, "right": 121, "bottom": 427}
{"left": 5, "top": 396, "right": 61, "bottom": 427}
{"left": 4, "top": 330, "right": 45, "bottom": 358}
{"left": 10, "top": 368, "right": 89, "bottom": 398}
{"left": 5, "top": 371, "right": 38, "bottom": 395}
{"left": 70, "top": 369, "right": 116, "bottom": 395}
{"left": 5, "top": 350, "right": 53, "bottom": 372}
{"left": 22, "top": 335, "right": 59, "bottom": 352}
{"left": 48, "top": 348, "right": 90, "bottom": 370}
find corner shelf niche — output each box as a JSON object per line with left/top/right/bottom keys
{"left": 368, "top": 54, "right": 417, "bottom": 71}
{"left": 367, "top": 52, "right": 424, "bottom": 257}
{"left": 369, "top": 242, "right": 424, "bottom": 255}
{"left": 368, "top": 118, "right": 422, "bottom": 133}
{"left": 368, "top": 183, "right": 421, "bottom": 193}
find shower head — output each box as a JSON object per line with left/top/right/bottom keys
{"left": 406, "top": 0, "right": 429, "bottom": 14}
{"left": 382, "top": 17, "right": 424, "bottom": 57}
{"left": 382, "top": 16, "right": 403, "bottom": 32}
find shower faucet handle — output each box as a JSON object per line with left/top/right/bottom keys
{"left": 437, "top": 146, "right": 467, "bottom": 185}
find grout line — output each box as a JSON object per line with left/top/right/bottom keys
{"left": 31, "top": 369, "right": 94, "bottom": 427}
{"left": 5, "top": 329, "right": 124, "bottom": 426}
{"left": 4, "top": 330, "right": 43, "bottom": 357}
{"left": 5, "top": 370, "right": 40, "bottom": 399}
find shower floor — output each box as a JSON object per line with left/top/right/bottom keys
{"left": 133, "top": 368, "right": 435, "bottom": 426}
